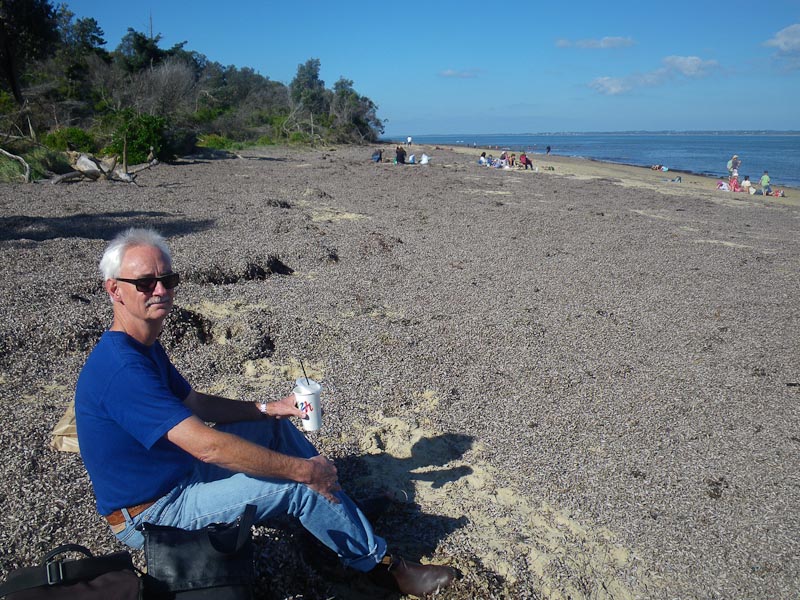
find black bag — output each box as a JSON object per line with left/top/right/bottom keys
{"left": 0, "top": 543, "right": 142, "bottom": 599}
{"left": 139, "top": 504, "right": 256, "bottom": 599}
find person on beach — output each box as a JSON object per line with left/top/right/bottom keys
{"left": 727, "top": 155, "right": 741, "bottom": 176}
{"left": 742, "top": 175, "right": 753, "bottom": 193}
{"left": 546, "top": 145, "right": 551, "bottom": 155}
{"left": 74, "top": 228, "right": 456, "bottom": 597}
{"left": 730, "top": 169, "right": 741, "bottom": 192}
{"left": 395, "top": 145, "right": 407, "bottom": 164}
{"left": 520, "top": 152, "right": 534, "bottom": 170}
{"left": 760, "top": 171, "right": 772, "bottom": 195}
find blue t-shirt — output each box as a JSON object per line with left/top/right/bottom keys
{"left": 75, "top": 331, "right": 194, "bottom": 515}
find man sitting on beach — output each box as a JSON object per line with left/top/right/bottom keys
{"left": 75, "top": 228, "right": 456, "bottom": 596}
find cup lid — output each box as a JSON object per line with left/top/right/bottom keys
{"left": 294, "top": 378, "right": 320, "bottom": 394}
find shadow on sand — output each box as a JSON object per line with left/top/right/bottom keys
{"left": 257, "top": 433, "right": 474, "bottom": 599}
{"left": 0, "top": 211, "right": 215, "bottom": 242}
{"left": 342, "top": 432, "right": 474, "bottom": 557}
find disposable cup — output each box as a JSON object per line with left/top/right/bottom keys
{"left": 293, "top": 378, "right": 322, "bottom": 432}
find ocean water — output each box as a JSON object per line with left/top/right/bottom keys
{"left": 396, "top": 133, "right": 800, "bottom": 188}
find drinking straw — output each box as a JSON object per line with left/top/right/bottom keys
{"left": 300, "top": 360, "right": 310, "bottom": 386}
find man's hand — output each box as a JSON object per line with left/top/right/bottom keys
{"left": 268, "top": 394, "right": 304, "bottom": 420}
{"left": 305, "top": 455, "right": 341, "bottom": 503}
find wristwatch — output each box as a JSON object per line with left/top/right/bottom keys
{"left": 256, "top": 401, "right": 269, "bottom": 417}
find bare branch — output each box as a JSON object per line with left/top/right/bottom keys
{"left": 0, "top": 147, "right": 32, "bottom": 183}
{"left": 51, "top": 171, "right": 87, "bottom": 184}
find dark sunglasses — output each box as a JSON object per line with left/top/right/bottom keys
{"left": 116, "top": 272, "right": 180, "bottom": 293}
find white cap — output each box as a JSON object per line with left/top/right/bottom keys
{"left": 294, "top": 378, "right": 320, "bottom": 394}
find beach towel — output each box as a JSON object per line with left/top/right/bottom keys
{"left": 51, "top": 401, "right": 80, "bottom": 453}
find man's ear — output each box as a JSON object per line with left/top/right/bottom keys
{"left": 105, "top": 279, "right": 123, "bottom": 303}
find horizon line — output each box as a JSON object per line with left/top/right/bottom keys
{"left": 383, "top": 129, "right": 800, "bottom": 137}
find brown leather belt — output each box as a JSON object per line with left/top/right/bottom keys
{"left": 105, "top": 501, "right": 156, "bottom": 526}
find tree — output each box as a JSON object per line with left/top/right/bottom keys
{"left": 329, "top": 77, "right": 383, "bottom": 142}
{"left": 43, "top": 7, "right": 108, "bottom": 105}
{"left": 290, "top": 58, "right": 328, "bottom": 117}
{"left": 114, "top": 28, "right": 187, "bottom": 73}
{"left": 0, "top": 0, "right": 59, "bottom": 104}
{"left": 57, "top": 7, "right": 106, "bottom": 56}
{"left": 136, "top": 57, "right": 196, "bottom": 117}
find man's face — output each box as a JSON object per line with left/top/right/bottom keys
{"left": 106, "top": 244, "right": 176, "bottom": 324}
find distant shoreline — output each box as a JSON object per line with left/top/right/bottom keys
{"left": 383, "top": 130, "right": 800, "bottom": 137}
{"left": 375, "top": 140, "right": 799, "bottom": 201}
{"left": 381, "top": 132, "right": 800, "bottom": 188}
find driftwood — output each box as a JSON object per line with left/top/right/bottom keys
{"left": 50, "top": 171, "right": 87, "bottom": 184}
{"left": 74, "top": 154, "right": 103, "bottom": 179}
{"left": 51, "top": 151, "right": 157, "bottom": 184}
{"left": 0, "top": 148, "right": 31, "bottom": 183}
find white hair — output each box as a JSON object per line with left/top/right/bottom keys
{"left": 99, "top": 228, "right": 172, "bottom": 280}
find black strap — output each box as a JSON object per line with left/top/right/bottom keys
{"left": 0, "top": 547, "right": 134, "bottom": 597}
{"left": 43, "top": 543, "right": 94, "bottom": 563}
{"left": 235, "top": 504, "right": 257, "bottom": 551}
{"left": 54, "top": 551, "right": 134, "bottom": 584}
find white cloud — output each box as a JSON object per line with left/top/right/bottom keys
{"left": 764, "top": 23, "right": 800, "bottom": 69}
{"left": 581, "top": 36, "right": 636, "bottom": 49}
{"left": 764, "top": 23, "right": 800, "bottom": 52}
{"left": 589, "top": 77, "right": 632, "bottom": 95}
{"left": 557, "top": 36, "right": 635, "bottom": 49}
{"left": 590, "top": 55, "right": 719, "bottom": 95}
{"left": 438, "top": 68, "right": 481, "bottom": 79}
{"left": 661, "top": 55, "right": 718, "bottom": 77}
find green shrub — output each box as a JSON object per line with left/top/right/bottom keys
{"left": 43, "top": 127, "right": 97, "bottom": 153}
{"left": 255, "top": 135, "right": 274, "bottom": 146}
{"left": 197, "top": 133, "right": 233, "bottom": 149}
{"left": 0, "top": 154, "right": 28, "bottom": 182}
{"left": 27, "top": 146, "right": 72, "bottom": 178}
{"left": 0, "top": 143, "right": 71, "bottom": 183}
{"left": 191, "top": 107, "right": 225, "bottom": 124}
{"left": 197, "top": 134, "right": 244, "bottom": 151}
{"left": 105, "top": 111, "right": 167, "bottom": 164}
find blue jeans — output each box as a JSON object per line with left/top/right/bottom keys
{"left": 112, "top": 419, "right": 387, "bottom": 572}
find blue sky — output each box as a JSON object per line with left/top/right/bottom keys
{"left": 64, "top": 0, "right": 800, "bottom": 135}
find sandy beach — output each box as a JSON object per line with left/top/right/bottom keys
{"left": 0, "top": 144, "right": 798, "bottom": 599}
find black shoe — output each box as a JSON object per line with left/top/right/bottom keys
{"left": 373, "top": 555, "right": 456, "bottom": 596}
